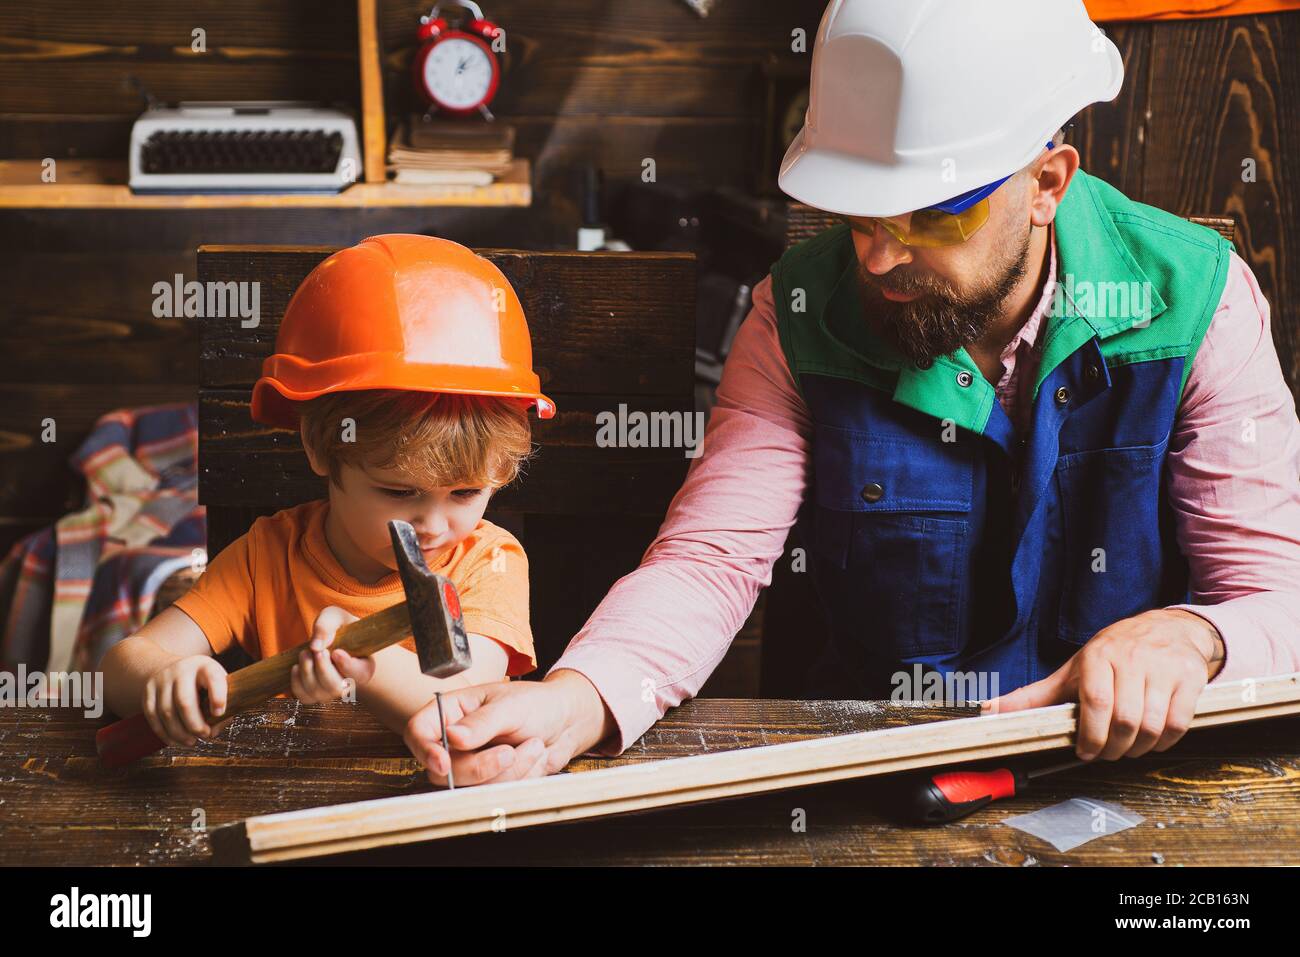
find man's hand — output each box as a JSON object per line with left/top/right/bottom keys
{"left": 290, "top": 606, "right": 378, "bottom": 704}
{"left": 981, "top": 608, "right": 1226, "bottom": 761}
{"left": 403, "top": 669, "right": 615, "bottom": 788}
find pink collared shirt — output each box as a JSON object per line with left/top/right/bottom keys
{"left": 552, "top": 228, "right": 1300, "bottom": 754}
{"left": 998, "top": 225, "right": 1057, "bottom": 436}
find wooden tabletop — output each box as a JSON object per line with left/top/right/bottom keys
{"left": 2, "top": 697, "right": 1297, "bottom": 866}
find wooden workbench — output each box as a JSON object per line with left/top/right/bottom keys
{"left": 2, "top": 698, "right": 1297, "bottom": 866}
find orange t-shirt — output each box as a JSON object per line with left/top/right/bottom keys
{"left": 172, "top": 499, "right": 535, "bottom": 677}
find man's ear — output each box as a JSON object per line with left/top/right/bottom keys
{"left": 1029, "top": 144, "right": 1079, "bottom": 229}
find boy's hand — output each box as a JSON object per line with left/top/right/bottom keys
{"left": 142, "top": 655, "right": 230, "bottom": 747}
{"left": 290, "top": 606, "right": 377, "bottom": 704}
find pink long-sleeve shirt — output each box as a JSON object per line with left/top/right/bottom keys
{"left": 551, "top": 226, "right": 1300, "bottom": 755}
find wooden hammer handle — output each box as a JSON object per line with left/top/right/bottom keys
{"left": 96, "top": 601, "right": 413, "bottom": 768}
{"left": 223, "top": 601, "right": 411, "bottom": 717}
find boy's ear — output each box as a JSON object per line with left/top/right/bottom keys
{"left": 300, "top": 422, "right": 327, "bottom": 478}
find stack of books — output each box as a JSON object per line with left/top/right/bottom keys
{"left": 387, "top": 116, "right": 516, "bottom": 186}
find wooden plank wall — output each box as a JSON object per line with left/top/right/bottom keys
{"left": 1070, "top": 15, "right": 1297, "bottom": 398}
{"left": 1, "top": 3, "right": 1296, "bottom": 695}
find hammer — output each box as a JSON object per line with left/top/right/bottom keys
{"left": 96, "top": 520, "right": 472, "bottom": 769}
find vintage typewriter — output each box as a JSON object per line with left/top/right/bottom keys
{"left": 128, "top": 102, "right": 362, "bottom": 194}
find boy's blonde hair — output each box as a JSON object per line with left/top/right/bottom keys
{"left": 298, "top": 389, "right": 534, "bottom": 491}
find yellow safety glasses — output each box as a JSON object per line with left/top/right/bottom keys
{"left": 855, "top": 201, "right": 993, "bottom": 249}
{"left": 852, "top": 139, "right": 1057, "bottom": 248}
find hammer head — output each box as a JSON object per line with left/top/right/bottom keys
{"left": 388, "top": 520, "right": 473, "bottom": 678}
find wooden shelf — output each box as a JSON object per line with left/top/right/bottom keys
{"left": 0, "top": 157, "right": 531, "bottom": 209}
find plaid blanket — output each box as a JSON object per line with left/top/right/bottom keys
{"left": 0, "top": 403, "right": 206, "bottom": 675}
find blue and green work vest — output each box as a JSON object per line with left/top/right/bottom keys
{"left": 770, "top": 168, "right": 1233, "bottom": 699}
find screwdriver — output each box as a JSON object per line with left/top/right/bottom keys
{"left": 876, "top": 758, "right": 1086, "bottom": 825}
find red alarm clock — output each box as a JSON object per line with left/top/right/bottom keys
{"left": 413, "top": 1, "right": 502, "bottom": 116}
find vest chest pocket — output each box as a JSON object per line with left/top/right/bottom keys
{"left": 1054, "top": 437, "right": 1171, "bottom": 643}
{"left": 807, "top": 426, "right": 974, "bottom": 659}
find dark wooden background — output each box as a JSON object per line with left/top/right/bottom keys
{"left": 2, "top": 2, "right": 1297, "bottom": 696}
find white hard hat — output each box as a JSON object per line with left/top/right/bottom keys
{"left": 778, "top": 0, "right": 1124, "bottom": 218}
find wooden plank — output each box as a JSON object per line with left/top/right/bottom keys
{"left": 0, "top": 112, "right": 134, "bottom": 159}
{"left": 0, "top": 158, "right": 531, "bottom": 209}
{"left": 1140, "top": 15, "right": 1299, "bottom": 403}
{"left": 375, "top": 0, "right": 826, "bottom": 75}
{"left": 0, "top": 203, "right": 541, "bottom": 252}
{"left": 195, "top": 246, "right": 696, "bottom": 395}
{"left": 0, "top": 1, "right": 359, "bottom": 51}
{"left": 1067, "top": 22, "right": 1152, "bottom": 197}
{"left": 0, "top": 0, "right": 359, "bottom": 115}
{"left": 213, "top": 672, "right": 1300, "bottom": 863}
{"left": 377, "top": 0, "right": 824, "bottom": 119}
{"left": 0, "top": 54, "right": 360, "bottom": 117}
{"left": 0, "top": 249, "right": 196, "bottom": 322}
{"left": 1, "top": 315, "right": 195, "bottom": 385}
{"left": 0, "top": 266, "right": 199, "bottom": 387}
{"left": 513, "top": 113, "right": 760, "bottom": 197}
{"left": 356, "top": 0, "right": 387, "bottom": 185}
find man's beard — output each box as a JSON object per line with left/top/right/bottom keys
{"left": 857, "top": 223, "right": 1032, "bottom": 367}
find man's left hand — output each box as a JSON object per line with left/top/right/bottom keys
{"left": 981, "top": 608, "right": 1226, "bottom": 761}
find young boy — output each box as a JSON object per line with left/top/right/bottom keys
{"left": 101, "top": 234, "right": 555, "bottom": 747}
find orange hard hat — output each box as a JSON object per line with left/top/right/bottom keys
{"left": 251, "top": 233, "right": 555, "bottom": 429}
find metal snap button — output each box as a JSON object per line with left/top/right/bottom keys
{"left": 1055, "top": 386, "right": 1070, "bottom": 404}
{"left": 861, "top": 482, "right": 885, "bottom": 503}
{"left": 956, "top": 371, "right": 973, "bottom": 387}
{"left": 1086, "top": 364, "right": 1100, "bottom": 380}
